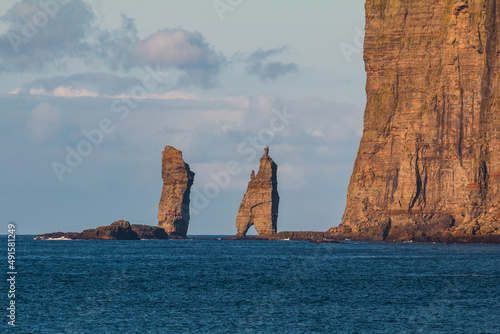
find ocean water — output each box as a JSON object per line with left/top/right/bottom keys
{"left": 3, "top": 236, "right": 500, "bottom": 333}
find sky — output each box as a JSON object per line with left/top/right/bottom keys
{"left": 0, "top": 0, "right": 366, "bottom": 235}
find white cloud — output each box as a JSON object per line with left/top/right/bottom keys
{"left": 130, "top": 30, "right": 204, "bottom": 67}
{"left": 312, "top": 129, "right": 325, "bottom": 138}
{"left": 13, "top": 85, "right": 250, "bottom": 108}
{"left": 27, "top": 87, "right": 98, "bottom": 98}
{"left": 151, "top": 91, "right": 200, "bottom": 100}
{"left": 128, "top": 28, "right": 227, "bottom": 88}
{"left": 26, "top": 102, "right": 61, "bottom": 141}
{"left": 249, "top": 94, "right": 282, "bottom": 113}
{"left": 52, "top": 87, "right": 99, "bottom": 98}
{"left": 19, "top": 73, "right": 144, "bottom": 96}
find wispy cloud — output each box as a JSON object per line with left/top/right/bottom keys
{"left": 244, "top": 46, "right": 298, "bottom": 82}
{"left": 0, "top": 0, "right": 96, "bottom": 72}
{"left": 26, "top": 87, "right": 99, "bottom": 98}
{"left": 18, "top": 73, "right": 143, "bottom": 96}
{"left": 11, "top": 83, "right": 249, "bottom": 107}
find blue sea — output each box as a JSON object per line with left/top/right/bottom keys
{"left": 3, "top": 236, "right": 500, "bottom": 333}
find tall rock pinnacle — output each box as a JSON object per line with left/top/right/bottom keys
{"left": 330, "top": 1, "right": 500, "bottom": 242}
{"left": 236, "top": 147, "right": 279, "bottom": 237}
{"left": 157, "top": 146, "right": 195, "bottom": 238}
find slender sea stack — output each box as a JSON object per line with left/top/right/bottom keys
{"left": 158, "top": 146, "right": 195, "bottom": 238}
{"left": 330, "top": 0, "right": 500, "bottom": 242}
{"left": 236, "top": 147, "right": 279, "bottom": 237}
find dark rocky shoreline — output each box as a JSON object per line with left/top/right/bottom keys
{"left": 35, "top": 222, "right": 500, "bottom": 243}
{"left": 34, "top": 221, "right": 168, "bottom": 240}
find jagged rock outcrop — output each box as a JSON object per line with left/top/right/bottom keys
{"left": 34, "top": 220, "right": 150, "bottom": 240}
{"left": 130, "top": 225, "right": 169, "bottom": 240}
{"left": 80, "top": 220, "right": 139, "bottom": 240}
{"left": 236, "top": 147, "right": 279, "bottom": 237}
{"left": 329, "top": 0, "right": 500, "bottom": 242}
{"left": 157, "top": 146, "right": 195, "bottom": 238}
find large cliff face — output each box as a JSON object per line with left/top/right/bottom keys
{"left": 158, "top": 146, "right": 195, "bottom": 238}
{"left": 331, "top": 0, "right": 500, "bottom": 241}
{"left": 236, "top": 147, "right": 279, "bottom": 237}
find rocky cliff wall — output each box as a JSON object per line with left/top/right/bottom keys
{"left": 330, "top": 0, "right": 500, "bottom": 241}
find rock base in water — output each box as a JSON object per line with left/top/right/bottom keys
{"left": 131, "top": 224, "right": 169, "bottom": 240}
{"left": 34, "top": 221, "right": 169, "bottom": 240}
{"left": 224, "top": 231, "right": 327, "bottom": 241}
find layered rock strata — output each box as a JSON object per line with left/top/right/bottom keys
{"left": 330, "top": 0, "right": 500, "bottom": 242}
{"left": 236, "top": 147, "right": 279, "bottom": 237}
{"left": 157, "top": 146, "right": 195, "bottom": 238}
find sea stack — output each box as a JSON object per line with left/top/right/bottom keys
{"left": 236, "top": 147, "right": 279, "bottom": 237}
{"left": 158, "top": 146, "right": 195, "bottom": 238}
{"left": 330, "top": 1, "right": 500, "bottom": 242}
